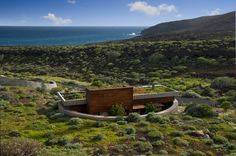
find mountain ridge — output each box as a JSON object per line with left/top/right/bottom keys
{"left": 140, "top": 11, "right": 235, "bottom": 40}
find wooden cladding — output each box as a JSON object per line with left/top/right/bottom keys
{"left": 86, "top": 87, "right": 133, "bottom": 115}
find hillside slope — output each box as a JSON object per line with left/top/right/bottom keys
{"left": 140, "top": 11, "right": 235, "bottom": 40}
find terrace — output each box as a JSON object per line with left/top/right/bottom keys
{"left": 58, "top": 84, "right": 179, "bottom": 118}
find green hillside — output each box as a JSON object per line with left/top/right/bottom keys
{"left": 1, "top": 38, "right": 235, "bottom": 85}
{"left": 140, "top": 12, "right": 235, "bottom": 40}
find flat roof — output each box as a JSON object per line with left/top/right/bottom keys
{"left": 86, "top": 86, "right": 133, "bottom": 91}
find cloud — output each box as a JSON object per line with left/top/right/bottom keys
{"left": 67, "top": 0, "right": 76, "bottom": 4}
{"left": 43, "top": 13, "right": 72, "bottom": 25}
{"left": 128, "top": 1, "right": 177, "bottom": 16}
{"left": 176, "top": 14, "right": 182, "bottom": 18}
{"left": 209, "top": 8, "right": 221, "bottom": 15}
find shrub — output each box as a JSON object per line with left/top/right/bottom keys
{"left": 185, "top": 104, "right": 217, "bottom": 118}
{"left": 133, "top": 141, "right": 153, "bottom": 153}
{"left": 126, "top": 113, "right": 141, "bottom": 122}
{"left": 124, "top": 127, "right": 136, "bottom": 135}
{"left": 68, "top": 117, "right": 82, "bottom": 125}
{"left": 65, "top": 143, "right": 82, "bottom": 149}
{"left": 49, "top": 112, "right": 66, "bottom": 121}
{"left": 224, "top": 132, "right": 236, "bottom": 140}
{"left": 191, "top": 150, "right": 206, "bottom": 156}
{"left": 45, "top": 137, "right": 68, "bottom": 146}
{"left": 108, "top": 123, "right": 119, "bottom": 131}
{"left": 116, "top": 116, "right": 125, "bottom": 121}
{"left": 144, "top": 103, "right": 158, "bottom": 113}
{"left": 221, "top": 101, "right": 232, "bottom": 111}
{"left": 94, "top": 121, "right": 107, "bottom": 127}
{"left": 211, "top": 77, "right": 236, "bottom": 91}
{"left": 170, "top": 131, "right": 184, "bottom": 137}
{"left": 8, "top": 130, "right": 21, "bottom": 137}
{"left": 151, "top": 140, "right": 165, "bottom": 147}
{"left": 137, "top": 121, "right": 149, "bottom": 127}
{"left": 146, "top": 112, "right": 169, "bottom": 124}
{"left": 109, "top": 104, "right": 126, "bottom": 116}
{"left": 182, "top": 115, "right": 193, "bottom": 120}
{"left": 39, "top": 148, "right": 87, "bottom": 156}
{"left": 159, "top": 150, "right": 168, "bottom": 155}
{"left": 204, "top": 139, "right": 214, "bottom": 145}
{"left": 57, "top": 137, "right": 69, "bottom": 146}
{"left": 0, "top": 138, "right": 41, "bottom": 156}
{"left": 92, "top": 134, "right": 104, "bottom": 141}
{"left": 147, "top": 130, "right": 164, "bottom": 140}
{"left": 172, "top": 137, "right": 189, "bottom": 147}
{"left": 0, "top": 99, "right": 9, "bottom": 109}
{"left": 182, "top": 90, "right": 202, "bottom": 98}
{"left": 117, "top": 120, "right": 127, "bottom": 125}
{"left": 212, "top": 135, "right": 228, "bottom": 144}
{"left": 68, "top": 125, "right": 80, "bottom": 131}
{"left": 91, "top": 79, "right": 103, "bottom": 87}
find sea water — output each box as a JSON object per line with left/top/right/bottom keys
{"left": 0, "top": 26, "right": 145, "bottom": 46}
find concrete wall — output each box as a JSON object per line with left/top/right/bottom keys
{"left": 0, "top": 77, "right": 57, "bottom": 91}
{"left": 58, "top": 99, "right": 179, "bottom": 121}
{"left": 86, "top": 87, "right": 133, "bottom": 114}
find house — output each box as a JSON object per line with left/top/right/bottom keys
{"left": 58, "top": 86, "right": 179, "bottom": 115}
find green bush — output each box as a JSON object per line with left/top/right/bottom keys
{"left": 92, "top": 134, "right": 104, "bottom": 141}
{"left": 191, "top": 150, "right": 206, "bottom": 156}
{"left": 68, "top": 117, "right": 82, "bottom": 125}
{"left": 182, "top": 115, "right": 193, "bottom": 120}
{"left": 185, "top": 104, "right": 217, "bottom": 118}
{"left": 50, "top": 112, "right": 66, "bottom": 121}
{"left": 39, "top": 148, "right": 87, "bottom": 156}
{"left": 94, "top": 121, "right": 107, "bottom": 127}
{"left": 151, "top": 140, "right": 165, "bottom": 147}
{"left": 117, "top": 120, "right": 127, "bottom": 125}
{"left": 212, "top": 135, "right": 228, "bottom": 144}
{"left": 204, "top": 139, "right": 214, "bottom": 145}
{"left": 224, "top": 132, "right": 236, "bottom": 140}
{"left": 146, "top": 112, "right": 169, "bottom": 124}
{"left": 0, "top": 138, "right": 41, "bottom": 156}
{"left": 221, "top": 101, "right": 232, "bottom": 111}
{"left": 8, "top": 130, "right": 21, "bottom": 137}
{"left": 170, "top": 131, "right": 184, "bottom": 137}
{"left": 65, "top": 143, "right": 82, "bottom": 149}
{"left": 109, "top": 104, "right": 126, "bottom": 116}
{"left": 147, "top": 130, "right": 164, "bottom": 140}
{"left": 124, "top": 127, "right": 136, "bottom": 135}
{"left": 126, "top": 113, "right": 141, "bottom": 122}
{"left": 45, "top": 137, "right": 68, "bottom": 146}
{"left": 172, "top": 137, "right": 189, "bottom": 147}
{"left": 159, "top": 150, "right": 168, "bottom": 155}
{"left": 144, "top": 103, "right": 158, "bottom": 113}
{"left": 68, "top": 125, "right": 80, "bottom": 131}
{"left": 211, "top": 77, "right": 236, "bottom": 91}
{"left": 137, "top": 121, "right": 149, "bottom": 127}
{"left": 0, "top": 99, "right": 9, "bottom": 109}
{"left": 133, "top": 141, "right": 153, "bottom": 153}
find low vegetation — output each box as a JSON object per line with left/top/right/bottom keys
{"left": 0, "top": 37, "right": 235, "bottom": 155}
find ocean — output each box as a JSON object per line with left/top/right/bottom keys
{"left": 0, "top": 26, "right": 145, "bottom": 46}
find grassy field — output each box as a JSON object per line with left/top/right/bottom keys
{"left": 0, "top": 85, "right": 235, "bottom": 155}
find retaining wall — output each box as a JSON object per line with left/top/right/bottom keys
{"left": 58, "top": 99, "right": 179, "bottom": 121}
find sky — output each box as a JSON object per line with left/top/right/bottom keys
{"left": 0, "top": 0, "right": 235, "bottom": 26}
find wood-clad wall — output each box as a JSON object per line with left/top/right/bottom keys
{"left": 86, "top": 87, "right": 133, "bottom": 115}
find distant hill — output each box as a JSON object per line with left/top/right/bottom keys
{"left": 140, "top": 11, "right": 235, "bottom": 40}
